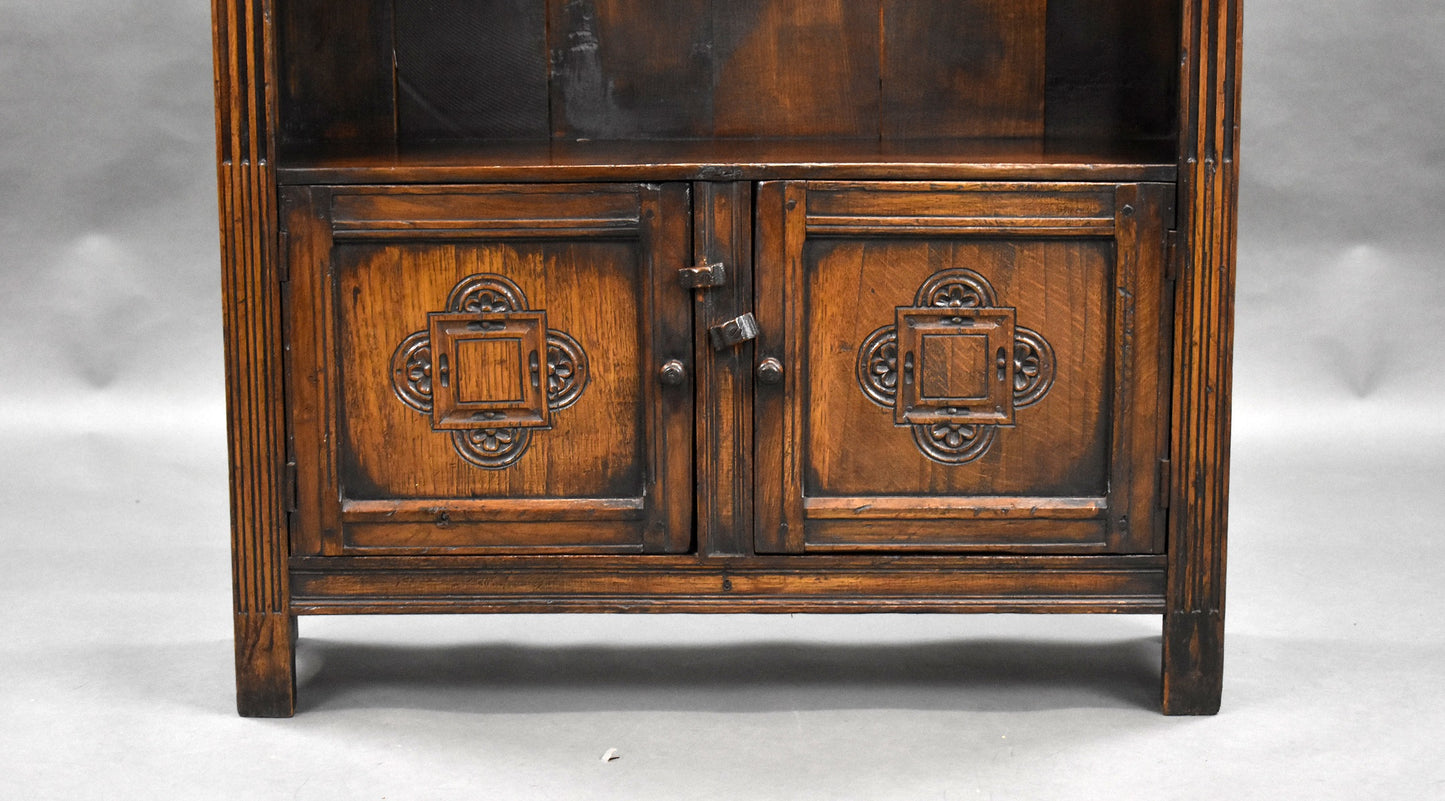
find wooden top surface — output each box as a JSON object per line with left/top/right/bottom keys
{"left": 276, "top": 137, "right": 1177, "bottom": 185}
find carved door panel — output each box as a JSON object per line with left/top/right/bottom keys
{"left": 283, "top": 184, "right": 693, "bottom": 555}
{"left": 753, "top": 181, "right": 1173, "bottom": 553}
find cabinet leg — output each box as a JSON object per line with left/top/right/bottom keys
{"left": 1161, "top": 609, "right": 1223, "bottom": 715}
{"left": 234, "top": 612, "right": 297, "bottom": 718}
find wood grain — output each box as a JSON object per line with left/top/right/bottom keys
{"left": 1046, "top": 0, "right": 1181, "bottom": 141}
{"left": 275, "top": 0, "right": 395, "bottom": 146}
{"left": 271, "top": 1, "right": 1183, "bottom": 149}
{"left": 1163, "top": 0, "right": 1241, "bottom": 717}
{"left": 395, "top": 0, "right": 549, "bottom": 140}
{"left": 214, "top": 0, "right": 294, "bottom": 717}
{"left": 290, "top": 554, "right": 1168, "bottom": 615}
{"left": 225, "top": 0, "right": 1239, "bottom": 717}
{"left": 755, "top": 181, "right": 1170, "bottom": 554}
{"left": 283, "top": 184, "right": 694, "bottom": 556}
{"left": 709, "top": 0, "right": 880, "bottom": 138}
{"left": 276, "top": 138, "right": 1179, "bottom": 185}
{"left": 881, "top": 0, "right": 1046, "bottom": 139}
{"left": 694, "top": 182, "right": 755, "bottom": 556}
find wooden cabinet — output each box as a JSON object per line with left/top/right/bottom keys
{"left": 753, "top": 181, "right": 1174, "bottom": 555}
{"left": 215, "top": 0, "right": 1240, "bottom": 717}
{"left": 283, "top": 184, "right": 693, "bottom": 555}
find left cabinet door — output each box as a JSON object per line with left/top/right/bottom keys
{"left": 282, "top": 184, "right": 694, "bottom": 555}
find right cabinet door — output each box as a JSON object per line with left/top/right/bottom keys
{"left": 754, "top": 181, "right": 1173, "bottom": 554}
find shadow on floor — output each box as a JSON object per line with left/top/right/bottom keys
{"left": 296, "top": 636, "right": 1163, "bottom": 714}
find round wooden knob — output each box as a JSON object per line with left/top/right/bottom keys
{"left": 756, "top": 357, "right": 784, "bottom": 385}
{"left": 659, "top": 359, "right": 687, "bottom": 386}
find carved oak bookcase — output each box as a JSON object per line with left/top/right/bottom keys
{"left": 214, "top": 0, "right": 1240, "bottom": 716}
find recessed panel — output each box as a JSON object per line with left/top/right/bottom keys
{"left": 338, "top": 240, "right": 645, "bottom": 500}
{"left": 754, "top": 181, "right": 1171, "bottom": 555}
{"left": 920, "top": 335, "right": 988, "bottom": 401}
{"left": 805, "top": 237, "right": 1112, "bottom": 498}
{"left": 454, "top": 338, "right": 524, "bottom": 404}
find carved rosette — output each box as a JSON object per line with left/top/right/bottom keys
{"left": 389, "top": 274, "right": 589, "bottom": 469}
{"left": 857, "top": 326, "right": 899, "bottom": 407}
{"left": 855, "top": 268, "right": 1055, "bottom": 465}
{"left": 912, "top": 421, "right": 998, "bottom": 465}
{"left": 916, "top": 268, "right": 997, "bottom": 309}
{"left": 452, "top": 427, "right": 532, "bottom": 469}
{"left": 1012, "top": 326, "right": 1055, "bottom": 408}
{"left": 390, "top": 331, "right": 434, "bottom": 413}
{"left": 544, "top": 331, "right": 588, "bottom": 410}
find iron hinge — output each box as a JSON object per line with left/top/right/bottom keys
{"left": 679, "top": 259, "right": 727, "bottom": 289}
{"left": 278, "top": 230, "right": 291, "bottom": 283}
{"left": 1158, "top": 458, "right": 1172, "bottom": 509}
{"left": 1165, "top": 230, "right": 1180, "bottom": 283}
{"left": 708, "top": 313, "right": 759, "bottom": 350}
{"left": 283, "top": 460, "right": 299, "bottom": 513}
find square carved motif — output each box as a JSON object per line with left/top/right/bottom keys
{"left": 894, "top": 307, "right": 1016, "bottom": 427}
{"left": 427, "top": 311, "right": 549, "bottom": 431}
{"left": 389, "top": 273, "right": 589, "bottom": 469}
{"left": 857, "top": 268, "right": 1055, "bottom": 465}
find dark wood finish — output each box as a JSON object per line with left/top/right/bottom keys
{"left": 547, "top": 0, "right": 713, "bottom": 139}
{"left": 695, "top": 182, "right": 755, "bottom": 556}
{"left": 705, "top": 0, "right": 881, "bottom": 138}
{"left": 217, "top": 0, "right": 1239, "bottom": 717}
{"left": 276, "top": 0, "right": 395, "bottom": 146}
{"left": 1162, "top": 0, "right": 1242, "bottom": 717}
{"left": 395, "top": 0, "right": 550, "bottom": 140}
{"left": 753, "top": 181, "right": 1171, "bottom": 554}
{"left": 283, "top": 184, "right": 694, "bottom": 556}
{"left": 278, "top": 186, "right": 332, "bottom": 558}
{"left": 276, "top": 138, "right": 1178, "bottom": 186}
{"left": 1046, "top": 0, "right": 1181, "bottom": 141}
{"left": 881, "top": 0, "right": 1046, "bottom": 139}
{"left": 272, "top": 0, "right": 1182, "bottom": 149}
{"left": 214, "top": 0, "right": 295, "bottom": 717}
{"left": 289, "top": 554, "right": 1167, "bottom": 615}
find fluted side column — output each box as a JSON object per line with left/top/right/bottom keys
{"left": 213, "top": 0, "right": 294, "bottom": 718}
{"left": 1163, "top": 0, "right": 1243, "bottom": 716}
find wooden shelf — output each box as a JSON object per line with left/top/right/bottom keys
{"left": 276, "top": 137, "right": 1177, "bottom": 185}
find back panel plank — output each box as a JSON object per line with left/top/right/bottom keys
{"left": 548, "top": 0, "right": 716, "bottom": 138}
{"left": 395, "top": 0, "right": 550, "bottom": 140}
{"left": 709, "top": 0, "right": 881, "bottom": 138}
{"left": 277, "top": 0, "right": 395, "bottom": 146}
{"left": 1045, "top": 0, "right": 1181, "bottom": 140}
{"left": 547, "top": 0, "right": 880, "bottom": 139}
{"left": 881, "top": 0, "right": 1047, "bottom": 139}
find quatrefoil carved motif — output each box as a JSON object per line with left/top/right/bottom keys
{"left": 856, "top": 269, "right": 1055, "bottom": 465}
{"left": 390, "top": 274, "right": 588, "bottom": 469}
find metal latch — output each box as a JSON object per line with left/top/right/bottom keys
{"left": 709, "top": 313, "right": 759, "bottom": 350}
{"left": 283, "top": 460, "right": 298, "bottom": 513}
{"left": 679, "top": 259, "right": 727, "bottom": 289}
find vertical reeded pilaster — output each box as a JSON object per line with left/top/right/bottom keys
{"left": 1164, "top": 0, "right": 1242, "bottom": 716}
{"left": 213, "top": 0, "right": 294, "bottom": 717}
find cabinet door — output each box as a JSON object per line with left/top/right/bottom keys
{"left": 284, "top": 184, "right": 693, "bottom": 555}
{"left": 754, "top": 181, "right": 1172, "bottom": 553}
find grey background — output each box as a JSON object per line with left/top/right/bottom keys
{"left": 2, "top": 1, "right": 1442, "bottom": 798}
